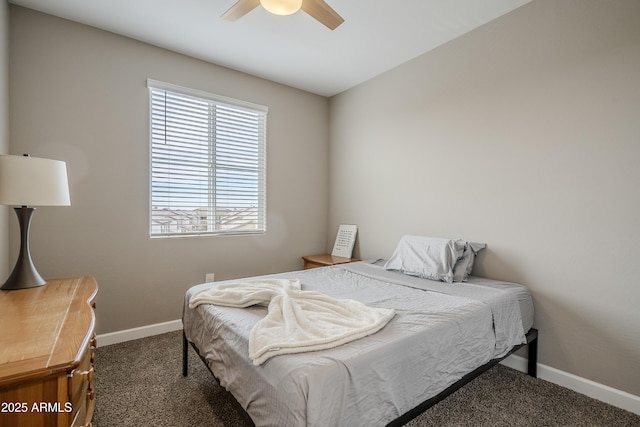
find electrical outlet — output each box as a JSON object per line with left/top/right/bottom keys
{"left": 205, "top": 273, "right": 215, "bottom": 283}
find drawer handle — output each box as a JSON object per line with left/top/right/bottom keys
{"left": 90, "top": 334, "right": 97, "bottom": 349}
{"left": 87, "top": 389, "right": 95, "bottom": 401}
{"left": 77, "top": 366, "right": 94, "bottom": 382}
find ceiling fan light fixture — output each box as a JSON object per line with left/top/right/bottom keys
{"left": 260, "top": 0, "right": 303, "bottom": 16}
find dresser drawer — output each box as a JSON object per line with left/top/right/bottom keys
{"left": 68, "top": 346, "right": 95, "bottom": 427}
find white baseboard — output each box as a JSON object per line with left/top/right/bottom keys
{"left": 98, "top": 322, "right": 639, "bottom": 416}
{"left": 501, "top": 354, "right": 640, "bottom": 416}
{"left": 96, "top": 319, "right": 183, "bottom": 347}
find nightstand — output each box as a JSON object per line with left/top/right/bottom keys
{"left": 302, "top": 254, "right": 360, "bottom": 269}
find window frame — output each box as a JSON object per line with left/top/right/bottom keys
{"left": 147, "top": 79, "right": 268, "bottom": 238}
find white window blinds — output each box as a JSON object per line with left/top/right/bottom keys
{"left": 148, "top": 80, "right": 267, "bottom": 237}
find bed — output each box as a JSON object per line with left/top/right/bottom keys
{"left": 182, "top": 243, "right": 537, "bottom": 426}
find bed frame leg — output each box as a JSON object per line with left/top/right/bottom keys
{"left": 527, "top": 329, "right": 538, "bottom": 378}
{"left": 182, "top": 330, "right": 189, "bottom": 377}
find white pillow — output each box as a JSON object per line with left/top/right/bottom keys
{"left": 452, "top": 242, "right": 487, "bottom": 282}
{"left": 383, "top": 235, "right": 465, "bottom": 283}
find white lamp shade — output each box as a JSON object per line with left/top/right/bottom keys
{"left": 0, "top": 155, "right": 71, "bottom": 206}
{"left": 260, "top": 0, "right": 303, "bottom": 16}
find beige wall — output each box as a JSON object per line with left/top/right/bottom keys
{"left": 8, "top": 6, "right": 330, "bottom": 334}
{"left": 0, "top": 0, "right": 8, "bottom": 278}
{"left": 329, "top": 0, "right": 640, "bottom": 396}
{"left": 7, "top": 0, "right": 640, "bottom": 400}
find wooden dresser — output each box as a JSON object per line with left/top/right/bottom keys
{"left": 0, "top": 276, "right": 98, "bottom": 427}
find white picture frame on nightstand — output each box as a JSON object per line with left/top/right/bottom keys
{"left": 331, "top": 224, "right": 358, "bottom": 258}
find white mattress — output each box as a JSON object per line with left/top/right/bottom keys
{"left": 183, "top": 260, "right": 532, "bottom": 427}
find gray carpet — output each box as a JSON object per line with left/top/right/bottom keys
{"left": 93, "top": 331, "right": 640, "bottom": 426}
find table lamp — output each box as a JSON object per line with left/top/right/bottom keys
{"left": 0, "top": 154, "right": 70, "bottom": 290}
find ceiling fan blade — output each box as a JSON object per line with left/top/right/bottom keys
{"left": 301, "top": 0, "right": 344, "bottom": 30}
{"left": 222, "top": 0, "right": 261, "bottom": 21}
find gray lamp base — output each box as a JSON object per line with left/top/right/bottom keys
{"left": 1, "top": 207, "right": 47, "bottom": 290}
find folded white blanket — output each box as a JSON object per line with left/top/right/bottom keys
{"left": 189, "top": 279, "right": 395, "bottom": 365}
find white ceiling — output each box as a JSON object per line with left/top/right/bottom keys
{"left": 9, "top": 0, "right": 531, "bottom": 97}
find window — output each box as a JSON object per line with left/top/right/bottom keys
{"left": 148, "top": 80, "right": 267, "bottom": 237}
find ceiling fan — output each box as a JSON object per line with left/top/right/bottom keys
{"left": 222, "top": 0, "right": 345, "bottom": 30}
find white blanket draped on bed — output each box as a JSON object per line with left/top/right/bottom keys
{"left": 189, "top": 278, "right": 396, "bottom": 365}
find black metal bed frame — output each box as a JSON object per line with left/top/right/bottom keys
{"left": 182, "top": 327, "right": 538, "bottom": 427}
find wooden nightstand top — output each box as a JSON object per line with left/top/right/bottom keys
{"left": 302, "top": 254, "right": 360, "bottom": 269}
